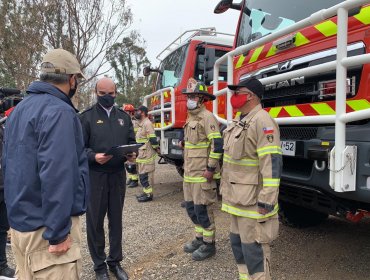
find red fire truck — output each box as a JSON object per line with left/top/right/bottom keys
{"left": 143, "top": 28, "right": 233, "bottom": 175}
{"left": 213, "top": 0, "right": 370, "bottom": 226}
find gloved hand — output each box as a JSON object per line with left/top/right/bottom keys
{"left": 178, "top": 140, "right": 185, "bottom": 149}
{"left": 257, "top": 202, "right": 275, "bottom": 214}
{"left": 202, "top": 170, "right": 214, "bottom": 183}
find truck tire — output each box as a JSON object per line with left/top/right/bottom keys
{"left": 279, "top": 201, "right": 328, "bottom": 228}
{"left": 176, "top": 166, "right": 184, "bottom": 178}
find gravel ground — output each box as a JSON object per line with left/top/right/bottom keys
{"left": 6, "top": 163, "right": 370, "bottom": 279}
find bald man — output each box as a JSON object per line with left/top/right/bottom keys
{"left": 80, "top": 78, "right": 135, "bottom": 280}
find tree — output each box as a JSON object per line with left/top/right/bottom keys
{"left": 0, "top": 0, "right": 44, "bottom": 89}
{"left": 32, "top": 0, "right": 133, "bottom": 82}
{"left": 107, "top": 32, "right": 154, "bottom": 107}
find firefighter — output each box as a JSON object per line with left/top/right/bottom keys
{"left": 123, "top": 104, "right": 139, "bottom": 188}
{"left": 221, "top": 78, "right": 282, "bottom": 280}
{"left": 181, "top": 78, "right": 223, "bottom": 261}
{"left": 135, "top": 105, "right": 159, "bottom": 202}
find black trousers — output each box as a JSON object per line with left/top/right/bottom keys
{"left": 0, "top": 190, "right": 9, "bottom": 269}
{"left": 86, "top": 170, "right": 126, "bottom": 272}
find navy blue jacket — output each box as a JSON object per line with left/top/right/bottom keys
{"left": 3, "top": 81, "right": 89, "bottom": 244}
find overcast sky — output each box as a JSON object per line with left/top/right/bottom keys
{"left": 126, "top": 0, "right": 240, "bottom": 66}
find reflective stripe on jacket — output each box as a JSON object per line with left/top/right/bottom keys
{"left": 221, "top": 104, "right": 282, "bottom": 218}
{"left": 136, "top": 117, "right": 158, "bottom": 164}
{"left": 183, "top": 106, "right": 223, "bottom": 182}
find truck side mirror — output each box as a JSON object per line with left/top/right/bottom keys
{"left": 214, "top": 0, "right": 233, "bottom": 14}
{"left": 143, "top": 66, "right": 152, "bottom": 77}
{"left": 143, "top": 66, "right": 163, "bottom": 77}
{"left": 214, "top": 0, "right": 243, "bottom": 14}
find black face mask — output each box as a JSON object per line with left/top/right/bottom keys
{"left": 98, "top": 94, "right": 115, "bottom": 108}
{"left": 134, "top": 112, "right": 142, "bottom": 120}
{"left": 68, "top": 77, "right": 78, "bottom": 99}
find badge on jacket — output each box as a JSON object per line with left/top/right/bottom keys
{"left": 267, "top": 134, "right": 274, "bottom": 143}
{"left": 118, "top": 119, "right": 124, "bottom": 126}
{"left": 97, "top": 120, "right": 104, "bottom": 124}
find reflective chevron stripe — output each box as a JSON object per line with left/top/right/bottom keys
{"left": 234, "top": 6, "right": 370, "bottom": 69}
{"left": 265, "top": 99, "right": 370, "bottom": 118}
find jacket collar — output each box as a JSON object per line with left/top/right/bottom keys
{"left": 234, "top": 104, "right": 262, "bottom": 127}
{"left": 27, "top": 81, "right": 78, "bottom": 112}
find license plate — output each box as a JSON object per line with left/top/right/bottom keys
{"left": 281, "top": 141, "right": 296, "bottom": 156}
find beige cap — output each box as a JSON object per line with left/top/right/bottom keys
{"left": 41, "top": 49, "right": 86, "bottom": 79}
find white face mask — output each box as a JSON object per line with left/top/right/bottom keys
{"left": 187, "top": 99, "right": 198, "bottom": 110}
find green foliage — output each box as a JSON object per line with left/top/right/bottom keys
{"left": 0, "top": 0, "right": 44, "bottom": 90}
{"left": 0, "top": 0, "right": 154, "bottom": 112}
{"left": 107, "top": 32, "right": 155, "bottom": 107}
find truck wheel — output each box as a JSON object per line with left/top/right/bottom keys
{"left": 176, "top": 166, "right": 184, "bottom": 178}
{"left": 279, "top": 201, "right": 328, "bottom": 228}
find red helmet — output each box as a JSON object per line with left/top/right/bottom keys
{"left": 122, "top": 104, "right": 135, "bottom": 112}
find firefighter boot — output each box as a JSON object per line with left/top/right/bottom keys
{"left": 137, "top": 193, "right": 153, "bottom": 202}
{"left": 128, "top": 179, "right": 139, "bottom": 188}
{"left": 192, "top": 242, "right": 216, "bottom": 261}
{"left": 184, "top": 237, "right": 203, "bottom": 253}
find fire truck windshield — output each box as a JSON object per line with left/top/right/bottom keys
{"left": 157, "top": 43, "right": 189, "bottom": 90}
{"left": 237, "top": 0, "right": 343, "bottom": 47}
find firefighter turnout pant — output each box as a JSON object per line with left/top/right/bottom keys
{"left": 183, "top": 181, "right": 217, "bottom": 243}
{"left": 230, "top": 213, "right": 279, "bottom": 280}
{"left": 11, "top": 216, "right": 82, "bottom": 279}
{"left": 137, "top": 155, "right": 156, "bottom": 196}
{"left": 125, "top": 161, "right": 138, "bottom": 183}
{"left": 86, "top": 170, "right": 126, "bottom": 272}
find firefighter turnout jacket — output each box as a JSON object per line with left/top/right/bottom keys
{"left": 132, "top": 117, "right": 139, "bottom": 134}
{"left": 221, "top": 104, "right": 283, "bottom": 219}
{"left": 136, "top": 117, "right": 159, "bottom": 172}
{"left": 184, "top": 105, "right": 223, "bottom": 183}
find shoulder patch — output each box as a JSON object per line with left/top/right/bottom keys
{"left": 263, "top": 127, "right": 274, "bottom": 134}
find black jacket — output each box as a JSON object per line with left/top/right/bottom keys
{"left": 79, "top": 104, "right": 136, "bottom": 173}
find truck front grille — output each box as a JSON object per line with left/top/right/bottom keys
{"left": 280, "top": 126, "right": 318, "bottom": 140}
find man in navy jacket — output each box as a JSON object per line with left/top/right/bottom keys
{"left": 3, "top": 49, "right": 89, "bottom": 279}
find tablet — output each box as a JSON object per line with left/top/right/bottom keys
{"left": 104, "top": 143, "right": 143, "bottom": 156}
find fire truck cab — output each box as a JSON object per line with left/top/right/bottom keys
{"left": 143, "top": 28, "right": 233, "bottom": 174}
{"left": 214, "top": 0, "right": 370, "bottom": 226}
